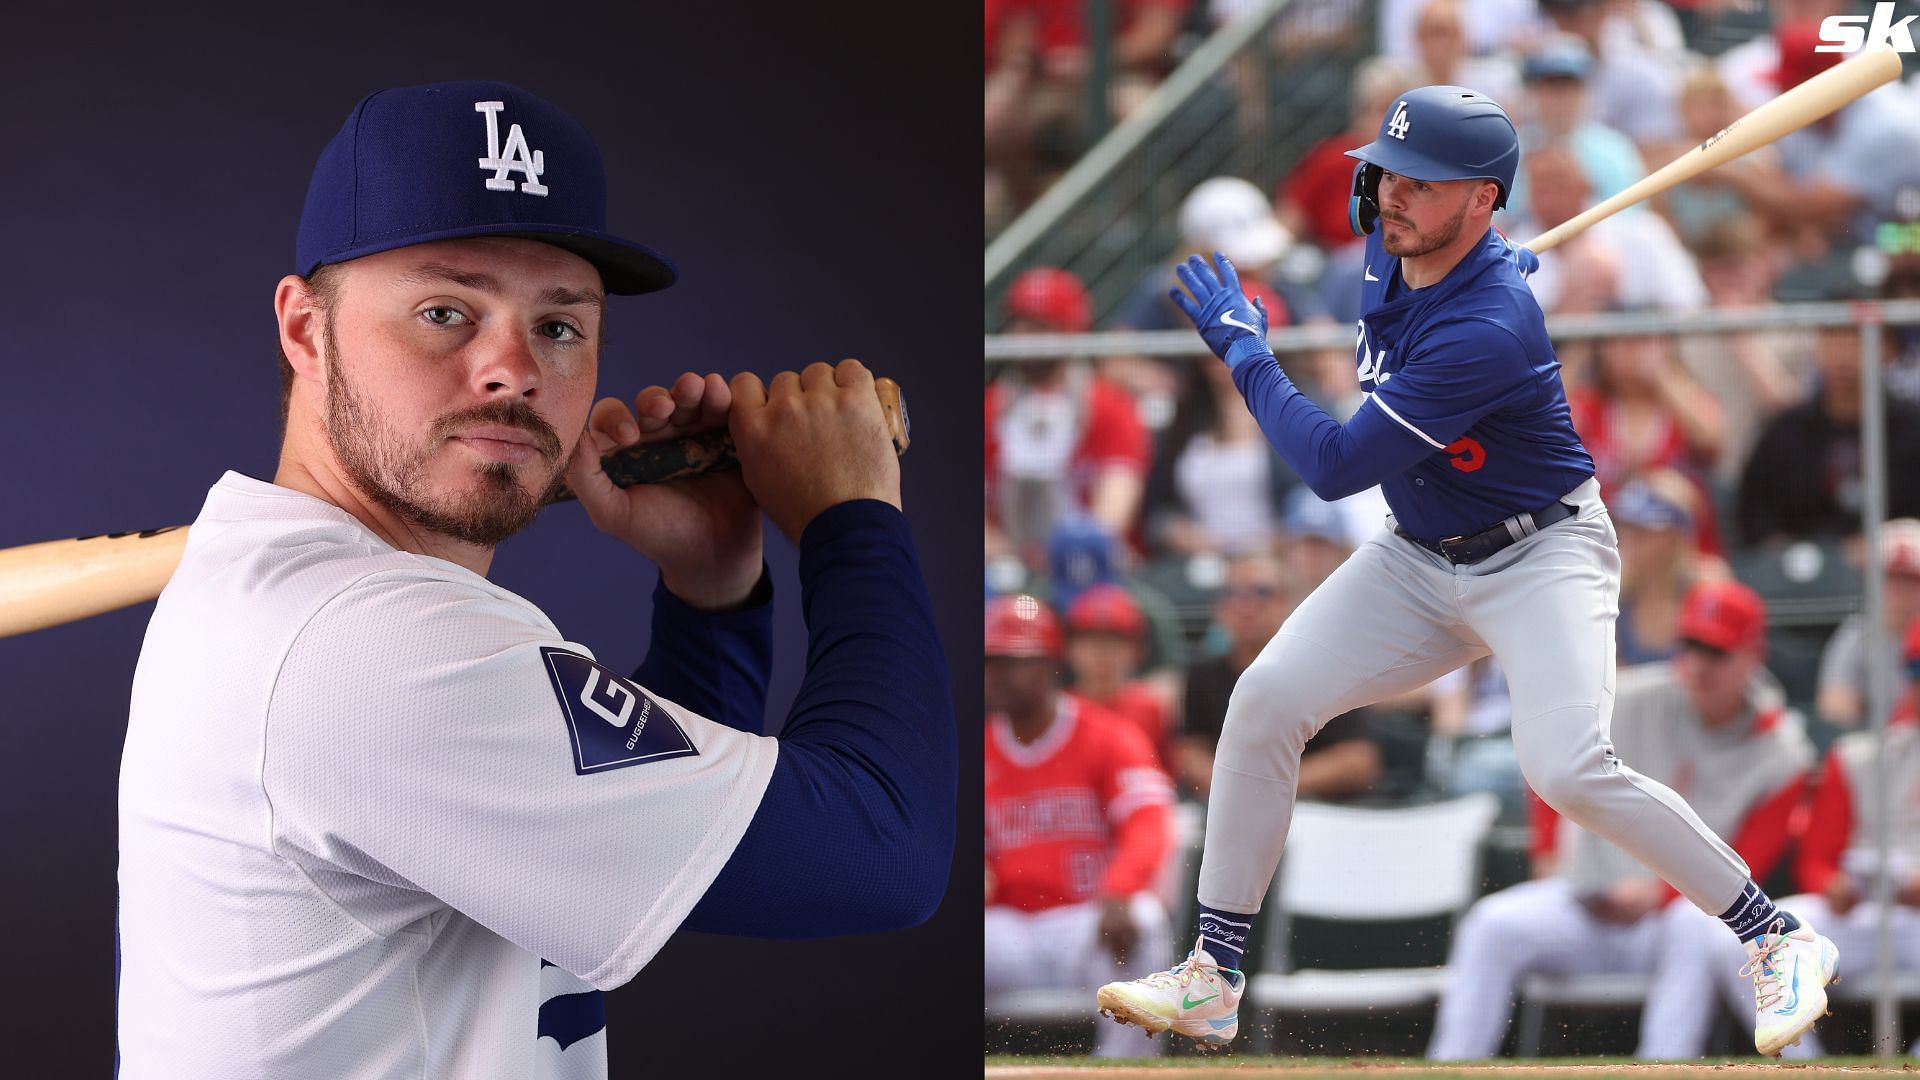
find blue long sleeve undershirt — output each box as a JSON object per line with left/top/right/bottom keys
{"left": 1230, "top": 354, "right": 1434, "bottom": 502}
{"left": 654, "top": 500, "right": 954, "bottom": 938}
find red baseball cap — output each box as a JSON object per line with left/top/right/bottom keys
{"left": 1006, "top": 267, "right": 1092, "bottom": 332}
{"left": 1065, "top": 583, "right": 1146, "bottom": 639}
{"left": 1678, "top": 578, "right": 1767, "bottom": 652}
{"left": 985, "top": 594, "right": 1063, "bottom": 659}
{"left": 1767, "top": 23, "right": 1846, "bottom": 90}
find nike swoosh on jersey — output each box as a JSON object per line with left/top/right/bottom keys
{"left": 1220, "top": 311, "right": 1257, "bottom": 333}
{"left": 1364, "top": 267, "right": 1380, "bottom": 281}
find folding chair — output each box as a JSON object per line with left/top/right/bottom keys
{"left": 1245, "top": 793, "right": 1501, "bottom": 1048}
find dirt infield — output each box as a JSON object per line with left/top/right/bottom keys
{"left": 984, "top": 1058, "right": 1920, "bottom": 1079}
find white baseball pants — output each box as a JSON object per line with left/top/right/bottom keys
{"left": 1197, "top": 479, "right": 1752, "bottom": 919}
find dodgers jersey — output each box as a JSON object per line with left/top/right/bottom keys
{"left": 117, "top": 473, "right": 778, "bottom": 1078}
{"left": 1232, "top": 228, "right": 1592, "bottom": 540}
{"left": 1352, "top": 228, "right": 1592, "bottom": 537}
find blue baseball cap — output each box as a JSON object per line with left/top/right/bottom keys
{"left": 296, "top": 81, "right": 676, "bottom": 295}
{"left": 1047, "top": 516, "right": 1119, "bottom": 611}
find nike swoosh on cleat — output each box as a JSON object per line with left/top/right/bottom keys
{"left": 1220, "top": 311, "right": 1257, "bottom": 334}
{"left": 1183, "top": 991, "right": 1221, "bottom": 1009}
{"left": 1778, "top": 958, "right": 1801, "bottom": 1014}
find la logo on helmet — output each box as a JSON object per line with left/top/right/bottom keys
{"left": 1818, "top": 2, "right": 1917, "bottom": 52}
{"left": 1387, "top": 101, "right": 1411, "bottom": 140}
{"left": 475, "top": 100, "right": 550, "bottom": 196}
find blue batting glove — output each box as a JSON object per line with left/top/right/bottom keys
{"left": 1170, "top": 252, "right": 1272, "bottom": 371}
{"left": 1497, "top": 233, "right": 1540, "bottom": 278}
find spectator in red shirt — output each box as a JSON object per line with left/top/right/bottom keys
{"left": 1066, "top": 584, "right": 1175, "bottom": 764}
{"left": 1568, "top": 311, "right": 1726, "bottom": 554}
{"left": 986, "top": 268, "right": 1151, "bottom": 569}
{"left": 984, "top": 594, "right": 1177, "bottom": 1057}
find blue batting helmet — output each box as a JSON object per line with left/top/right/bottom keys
{"left": 1346, "top": 85, "right": 1519, "bottom": 237}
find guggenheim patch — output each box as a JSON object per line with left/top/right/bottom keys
{"left": 539, "top": 647, "right": 699, "bottom": 774}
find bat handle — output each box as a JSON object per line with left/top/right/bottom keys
{"left": 548, "top": 375, "right": 911, "bottom": 501}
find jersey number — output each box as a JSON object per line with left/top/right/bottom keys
{"left": 1064, "top": 850, "right": 1105, "bottom": 900}
{"left": 1446, "top": 436, "right": 1486, "bottom": 472}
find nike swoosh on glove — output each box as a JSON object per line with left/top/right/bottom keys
{"left": 1170, "top": 252, "right": 1273, "bottom": 371}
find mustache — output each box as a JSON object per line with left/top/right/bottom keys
{"left": 434, "top": 400, "right": 563, "bottom": 459}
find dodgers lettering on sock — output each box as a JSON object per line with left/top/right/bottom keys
{"left": 1195, "top": 906, "right": 1252, "bottom": 969}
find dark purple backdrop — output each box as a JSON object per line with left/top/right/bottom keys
{"left": 2, "top": 6, "right": 979, "bottom": 1076}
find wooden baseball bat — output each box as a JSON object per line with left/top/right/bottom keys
{"left": 1521, "top": 46, "right": 1904, "bottom": 254}
{"left": 0, "top": 378, "right": 910, "bottom": 639}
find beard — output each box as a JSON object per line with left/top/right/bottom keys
{"left": 1380, "top": 193, "right": 1474, "bottom": 259}
{"left": 322, "top": 323, "right": 568, "bottom": 547}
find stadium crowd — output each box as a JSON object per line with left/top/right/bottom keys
{"left": 985, "top": 0, "right": 1920, "bottom": 1059}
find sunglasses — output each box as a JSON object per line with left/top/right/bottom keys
{"left": 1678, "top": 638, "right": 1734, "bottom": 660}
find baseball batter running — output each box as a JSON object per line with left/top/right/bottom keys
{"left": 114, "top": 82, "right": 954, "bottom": 1077}
{"left": 1096, "top": 85, "right": 1836, "bottom": 1057}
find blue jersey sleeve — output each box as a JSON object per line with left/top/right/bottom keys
{"left": 681, "top": 500, "right": 955, "bottom": 937}
{"left": 1368, "top": 317, "right": 1536, "bottom": 450}
{"left": 1230, "top": 356, "right": 1435, "bottom": 501}
{"left": 630, "top": 572, "right": 774, "bottom": 736}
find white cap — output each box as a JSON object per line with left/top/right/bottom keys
{"left": 1178, "top": 177, "right": 1292, "bottom": 270}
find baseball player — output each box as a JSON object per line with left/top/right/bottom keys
{"left": 1733, "top": 612, "right": 1920, "bottom": 1060}
{"left": 1427, "top": 579, "right": 1815, "bottom": 1059}
{"left": 1097, "top": 85, "right": 1837, "bottom": 1057}
{"left": 114, "top": 82, "right": 955, "bottom": 1078}
{"left": 985, "top": 594, "right": 1176, "bottom": 1057}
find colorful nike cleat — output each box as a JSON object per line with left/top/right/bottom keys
{"left": 1742, "top": 916, "right": 1840, "bottom": 1057}
{"left": 1095, "top": 937, "right": 1243, "bottom": 1049}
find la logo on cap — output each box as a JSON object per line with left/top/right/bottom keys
{"left": 475, "top": 100, "right": 548, "bottom": 196}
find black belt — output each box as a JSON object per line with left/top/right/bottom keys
{"left": 1396, "top": 499, "right": 1577, "bottom": 566}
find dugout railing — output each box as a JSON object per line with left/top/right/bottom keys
{"left": 984, "top": 297, "right": 1920, "bottom": 1055}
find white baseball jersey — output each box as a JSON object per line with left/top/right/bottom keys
{"left": 117, "top": 472, "right": 778, "bottom": 1078}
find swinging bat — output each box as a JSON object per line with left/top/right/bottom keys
{"left": 1521, "top": 46, "right": 1904, "bottom": 254}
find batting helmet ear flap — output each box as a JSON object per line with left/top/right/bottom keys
{"left": 1349, "top": 162, "right": 1381, "bottom": 237}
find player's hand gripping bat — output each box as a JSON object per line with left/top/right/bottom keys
{"left": 0, "top": 378, "right": 910, "bottom": 638}
{"left": 1519, "top": 46, "right": 1904, "bottom": 255}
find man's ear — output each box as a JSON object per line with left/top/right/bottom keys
{"left": 275, "top": 275, "right": 326, "bottom": 381}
